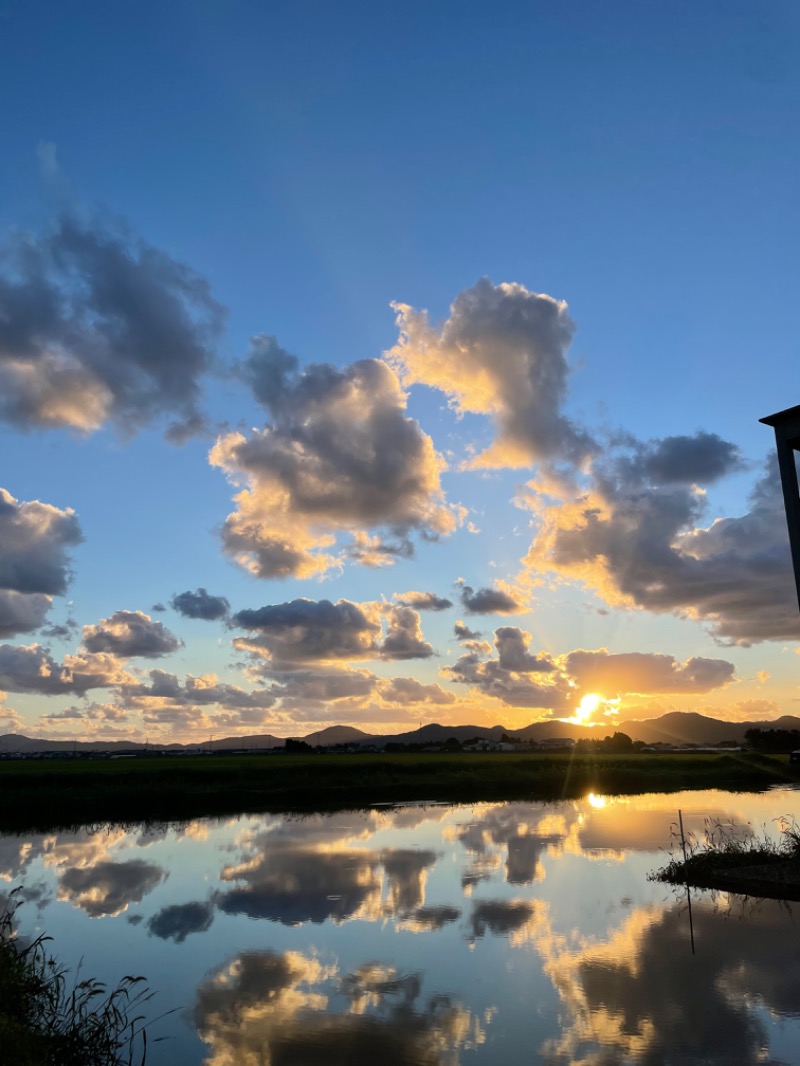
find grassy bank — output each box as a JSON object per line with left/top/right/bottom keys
{"left": 1, "top": 750, "right": 797, "bottom": 832}
{"left": 0, "top": 894, "right": 152, "bottom": 1064}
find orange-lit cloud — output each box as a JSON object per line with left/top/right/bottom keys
{"left": 522, "top": 454, "right": 799, "bottom": 646}
{"left": 387, "top": 277, "right": 594, "bottom": 469}
{"left": 212, "top": 343, "right": 462, "bottom": 580}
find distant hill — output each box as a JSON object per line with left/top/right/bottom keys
{"left": 375, "top": 723, "right": 509, "bottom": 746}
{"left": 204, "top": 733, "right": 283, "bottom": 750}
{"left": 4, "top": 710, "right": 800, "bottom": 756}
{"left": 616, "top": 711, "right": 800, "bottom": 746}
{"left": 511, "top": 721, "right": 598, "bottom": 743}
{"left": 301, "top": 726, "right": 373, "bottom": 747}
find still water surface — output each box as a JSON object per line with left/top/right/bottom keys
{"left": 3, "top": 788, "right": 800, "bottom": 1065}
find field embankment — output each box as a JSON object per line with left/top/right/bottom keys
{"left": 1, "top": 751, "right": 797, "bottom": 832}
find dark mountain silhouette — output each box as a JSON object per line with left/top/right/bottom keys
{"left": 616, "top": 712, "right": 800, "bottom": 746}
{"left": 301, "top": 726, "right": 372, "bottom": 746}
{"left": 4, "top": 711, "right": 800, "bottom": 755}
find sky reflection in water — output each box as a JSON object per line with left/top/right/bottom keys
{"left": 3, "top": 789, "right": 800, "bottom": 1065}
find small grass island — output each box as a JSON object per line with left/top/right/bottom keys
{"left": 653, "top": 820, "right": 800, "bottom": 901}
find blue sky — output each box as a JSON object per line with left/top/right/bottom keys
{"left": 1, "top": 1, "right": 799, "bottom": 741}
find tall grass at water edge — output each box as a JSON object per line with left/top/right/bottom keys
{"left": 0, "top": 889, "right": 158, "bottom": 1065}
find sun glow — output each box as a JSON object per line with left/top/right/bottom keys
{"left": 575, "top": 693, "right": 602, "bottom": 722}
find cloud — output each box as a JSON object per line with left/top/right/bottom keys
{"left": 232, "top": 597, "right": 433, "bottom": 667}
{"left": 380, "top": 848, "right": 437, "bottom": 915}
{"left": 542, "top": 900, "right": 800, "bottom": 1066}
{"left": 0, "top": 693, "right": 23, "bottom": 733}
{"left": 454, "top": 620, "right": 481, "bottom": 641}
{"left": 195, "top": 948, "right": 485, "bottom": 1066}
{"left": 0, "top": 643, "right": 133, "bottom": 694}
{"left": 57, "top": 859, "right": 166, "bottom": 917}
{"left": 38, "top": 618, "right": 80, "bottom": 641}
{"left": 564, "top": 649, "right": 736, "bottom": 695}
{"left": 81, "top": 610, "right": 182, "bottom": 658}
{"left": 234, "top": 598, "right": 380, "bottom": 666}
{"left": 380, "top": 677, "right": 456, "bottom": 706}
{"left": 524, "top": 453, "right": 799, "bottom": 645}
{"left": 0, "top": 489, "right": 82, "bottom": 595}
{"left": 468, "top": 899, "right": 539, "bottom": 939}
{"left": 0, "top": 215, "right": 223, "bottom": 437}
{"left": 147, "top": 900, "right": 214, "bottom": 942}
{"left": 170, "top": 587, "right": 230, "bottom": 621}
{"left": 217, "top": 848, "right": 383, "bottom": 925}
{"left": 494, "top": 627, "right": 556, "bottom": 673}
{"left": 0, "top": 488, "right": 82, "bottom": 636}
{"left": 0, "top": 590, "right": 51, "bottom": 637}
{"left": 393, "top": 591, "right": 453, "bottom": 612}
{"left": 266, "top": 666, "right": 379, "bottom": 711}
{"left": 120, "top": 669, "right": 276, "bottom": 710}
{"left": 379, "top": 606, "right": 434, "bottom": 661}
{"left": 401, "top": 905, "right": 461, "bottom": 931}
{"left": 445, "top": 632, "right": 565, "bottom": 710}
{"left": 614, "top": 431, "right": 744, "bottom": 486}
{"left": 387, "top": 277, "right": 595, "bottom": 469}
{"left": 458, "top": 581, "right": 525, "bottom": 615}
{"left": 211, "top": 337, "right": 462, "bottom": 579}
{"left": 454, "top": 801, "right": 566, "bottom": 886}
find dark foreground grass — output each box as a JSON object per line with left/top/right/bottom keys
{"left": 0, "top": 892, "right": 154, "bottom": 1064}
{"left": 1, "top": 751, "right": 797, "bottom": 832}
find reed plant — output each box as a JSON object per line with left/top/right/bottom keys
{"left": 0, "top": 890, "right": 155, "bottom": 1065}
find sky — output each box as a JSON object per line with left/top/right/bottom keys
{"left": 1, "top": 0, "right": 800, "bottom": 743}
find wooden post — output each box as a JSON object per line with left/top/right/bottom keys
{"left": 760, "top": 405, "right": 800, "bottom": 615}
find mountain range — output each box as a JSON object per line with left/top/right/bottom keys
{"left": 3, "top": 711, "right": 800, "bottom": 754}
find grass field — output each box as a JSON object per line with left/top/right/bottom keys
{"left": 1, "top": 750, "right": 797, "bottom": 832}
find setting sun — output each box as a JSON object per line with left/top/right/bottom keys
{"left": 575, "top": 693, "right": 602, "bottom": 722}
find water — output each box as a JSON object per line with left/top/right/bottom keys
{"left": 3, "top": 788, "right": 800, "bottom": 1065}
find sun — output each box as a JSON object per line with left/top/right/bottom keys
{"left": 575, "top": 693, "right": 602, "bottom": 723}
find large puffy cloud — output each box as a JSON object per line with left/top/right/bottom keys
{"left": 387, "top": 277, "right": 594, "bottom": 469}
{"left": 525, "top": 452, "right": 799, "bottom": 645}
{"left": 57, "top": 859, "right": 166, "bottom": 917}
{"left": 0, "top": 215, "right": 222, "bottom": 437}
{"left": 565, "top": 649, "right": 736, "bottom": 695}
{"left": 542, "top": 900, "right": 800, "bottom": 1066}
{"left": 217, "top": 848, "right": 383, "bottom": 926}
{"left": 170, "top": 587, "right": 230, "bottom": 621}
{"left": 234, "top": 598, "right": 381, "bottom": 666}
{"left": 195, "top": 949, "right": 485, "bottom": 1066}
{"left": 81, "top": 610, "right": 182, "bottom": 658}
{"left": 0, "top": 644, "right": 133, "bottom": 695}
{"left": 0, "top": 489, "right": 82, "bottom": 594}
{"left": 232, "top": 597, "right": 433, "bottom": 667}
{"left": 380, "top": 606, "right": 434, "bottom": 660}
{"left": 212, "top": 337, "right": 462, "bottom": 579}
{"left": 0, "top": 488, "right": 82, "bottom": 637}
{"left": 494, "top": 627, "right": 555, "bottom": 673}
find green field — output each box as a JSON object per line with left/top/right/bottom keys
{"left": 1, "top": 750, "right": 797, "bottom": 832}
